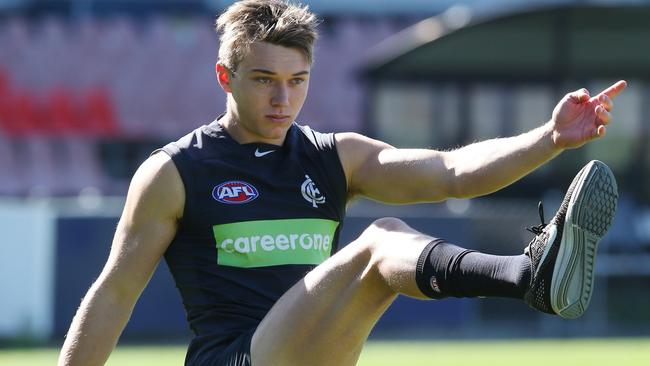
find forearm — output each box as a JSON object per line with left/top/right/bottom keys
{"left": 446, "top": 121, "right": 561, "bottom": 198}
{"left": 58, "top": 282, "right": 135, "bottom": 366}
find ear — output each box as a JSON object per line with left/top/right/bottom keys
{"left": 216, "top": 63, "right": 232, "bottom": 93}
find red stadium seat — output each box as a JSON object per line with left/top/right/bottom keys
{"left": 81, "top": 87, "right": 118, "bottom": 137}
{"left": 82, "top": 88, "right": 117, "bottom": 136}
{"left": 0, "top": 69, "right": 10, "bottom": 134}
{"left": 45, "top": 87, "right": 79, "bottom": 135}
{"left": 12, "top": 91, "right": 43, "bottom": 136}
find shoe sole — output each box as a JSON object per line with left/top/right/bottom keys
{"left": 550, "top": 160, "right": 618, "bottom": 319}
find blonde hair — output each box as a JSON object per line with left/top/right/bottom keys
{"left": 215, "top": 0, "right": 319, "bottom": 71}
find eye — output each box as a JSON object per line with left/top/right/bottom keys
{"left": 291, "top": 78, "right": 305, "bottom": 85}
{"left": 255, "top": 77, "right": 272, "bottom": 84}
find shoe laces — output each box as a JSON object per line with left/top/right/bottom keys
{"left": 526, "top": 201, "right": 547, "bottom": 235}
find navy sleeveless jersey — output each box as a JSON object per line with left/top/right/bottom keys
{"left": 159, "top": 121, "right": 347, "bottom": 364}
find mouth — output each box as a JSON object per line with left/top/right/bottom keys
{"left": 266, "top": 114, "right": 291, "bottom": 123}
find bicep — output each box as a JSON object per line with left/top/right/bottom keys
{"left": 336, "top": 133, "right": 454, "bottom": 204}
{"left": 96, "top": 152, "right": 184, "bottom": 300}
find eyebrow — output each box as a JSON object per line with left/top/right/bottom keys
{"left": 250, "top": 68, "right": 309, "bottom": 76}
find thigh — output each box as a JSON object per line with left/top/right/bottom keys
{"left": 250, "top": 218, "right": 433, "bottom": 366}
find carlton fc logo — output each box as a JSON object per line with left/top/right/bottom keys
{"left": 213, "top": 181, "right": 259, "bottom": 204}
{"left": 301, "top": 175, "right": 325, "bottom": 208}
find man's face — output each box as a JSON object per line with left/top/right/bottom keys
{"left": 220, "top": 42, "right": 310, "bottom": 145}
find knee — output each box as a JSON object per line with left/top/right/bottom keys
{"left": 346, "top": 217, "right": 405, "bottom": 260}
{"left": 371, "top": 217, "right": 408, "bottom": 231}
{"left": 361, "top": 217, "right": 409, "bottom": 242}
{"left": 355, "top": 217, "right": 411, "bottom": 261}
{"left": 353, "top": 217, "right": 427, "bottom": 295}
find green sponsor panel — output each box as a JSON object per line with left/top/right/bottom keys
{"left": 213, "top": 218, "right": 339, "bottom": 268}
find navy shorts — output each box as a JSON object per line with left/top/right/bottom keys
{"left": 187, "top": 329, "right": 254, "bottom": 366}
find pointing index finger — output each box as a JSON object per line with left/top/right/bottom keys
{"left": 599, "top": 80, "right": 627, "bottom": 99}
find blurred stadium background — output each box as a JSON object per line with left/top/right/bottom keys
{"left": 1, "top": 0, "right": 649, "bottom": 363}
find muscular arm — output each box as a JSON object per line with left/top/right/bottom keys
{"left": 58, "top": 152, "right": 184, "bottom": 366}
{"left": 336, "top": 123, "right": 557, "bottom": 203}
{"left": 337, "top": 81, "right": 626, "bottom": 204}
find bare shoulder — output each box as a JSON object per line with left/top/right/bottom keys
{"left": 334, "top": 132, "right": 393, "bottom": 162}
{"left": 123, "top": 151, "right": 185, "bottom": 223}
{"left": 334, "top": 132, "right": 394, "bottom": 197}
{"left": 94, "top": 151, "right": 185, "bottom": 301}
{"left": 334, "top": 131, "right": 383, "bottom": 147}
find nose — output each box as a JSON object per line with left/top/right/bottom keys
{"left": 271, "top": 82, "right": 289, "bottom": 107}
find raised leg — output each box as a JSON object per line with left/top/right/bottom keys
{"left": 251, "top": 217, "right": 432, "bottom": 366}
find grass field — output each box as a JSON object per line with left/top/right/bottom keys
{"left": 2, "top": 338, "right": 648, "bottom": 366}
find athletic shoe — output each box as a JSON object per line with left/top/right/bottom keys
{"left": 523, "top": 160, "right": 618, "bottom": 319}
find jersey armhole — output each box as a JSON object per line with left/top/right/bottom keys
{"left": 329, "top": 134, "right": 350, "bottom": 205}
{"left": 156, "top": 144, "right": 193, "bottom": 228}
{"left": 297, "top": 124, "right": 349, "bottom": 209}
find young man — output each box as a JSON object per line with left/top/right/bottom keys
{"left": 58, "top": 1, "right": 627, "bottom": 365}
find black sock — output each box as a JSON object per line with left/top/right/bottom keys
{"left": 415, "top": 239, "right": 531, "bottom": 299}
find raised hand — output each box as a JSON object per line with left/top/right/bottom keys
{"left": 550, "top": 80, "right": 627, "bottom": 149}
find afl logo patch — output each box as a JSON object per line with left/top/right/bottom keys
{"left": 213, "top": 181, "right": 259, "bottom": 204}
